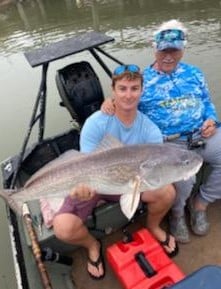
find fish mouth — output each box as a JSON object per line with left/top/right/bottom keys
{"left": 183, "top": 161, "right": 203, "bottom": 180}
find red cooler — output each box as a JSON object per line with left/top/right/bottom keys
{"left": 106, "top": 228, "right": 185, "bottom": 289}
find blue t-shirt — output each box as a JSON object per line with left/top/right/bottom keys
{"left": 138, "top": 62, "right": 218, "bottom": 137}
{"left": 80, "top": 110, "right": 163, "bottom": 153}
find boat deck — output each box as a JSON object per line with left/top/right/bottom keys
{"left": 70, "top": 200, "right": 221, "bottom": 289}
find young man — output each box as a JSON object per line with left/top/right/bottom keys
{"left": 53, "top": 65, "right": 177, "bottom": 279}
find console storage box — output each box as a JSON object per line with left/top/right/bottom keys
{"left": 106, "top": 228, "right": 185, "bottom": 289}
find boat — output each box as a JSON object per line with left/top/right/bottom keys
{"left": 1, "top": 31, "right": 221, "bottom": 289}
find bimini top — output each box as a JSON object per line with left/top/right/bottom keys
{"left": 24, "top": 31, "right": 114, "bottom": 67}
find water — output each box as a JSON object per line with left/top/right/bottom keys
{"left": 0, "top": 0, "right": 221, "bottom": 288}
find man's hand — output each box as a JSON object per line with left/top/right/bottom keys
{"left": 70, "top": 183, "right": 96, "bottom": 201}
{"left": 201, "top": 119, "right": 216, "bottom": 138}
{"left": 101, "top": 98, "right": 115, "bottom": 115}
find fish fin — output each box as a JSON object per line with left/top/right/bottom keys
{"left": 120, "top": 191, "right": 140, "bottom": 220}
{"left": 95, "top": 134, "right": 124, "bottom": 152}
{"left": 119, "top": 176, "right": 141, "bottom": 220}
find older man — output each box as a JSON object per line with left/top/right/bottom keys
{"left": 139, "top": 19, "right": 220, "bottom": 244}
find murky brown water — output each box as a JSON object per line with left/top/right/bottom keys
{"left": 0, "top": 0, "right": 221, "bottom": 288}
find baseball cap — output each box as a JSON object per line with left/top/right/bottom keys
{"left": 154, "top": 29, "right": 186, "bottom": 51}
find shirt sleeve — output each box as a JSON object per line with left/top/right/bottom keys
{"left": 145, "top": 121, "right": 163, "bottom": 144}
{"left": 80, "top": 112, "right": 104, "bottom": 153}
{"left": 140, "top": 112, "right": 163, "bottom": 144}
{"left": 195, "top": 68, "right": 218, "bottom": 121}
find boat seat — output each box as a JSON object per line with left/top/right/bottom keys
{"left": 56, "top": 61, "right": 104, "bottom": 126}
{"left": 1, "top": 129, "right": 80, "bottom": 188}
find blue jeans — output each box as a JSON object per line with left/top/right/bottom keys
{"left": 170, "top": 127, "right": 221, "bottom": 216}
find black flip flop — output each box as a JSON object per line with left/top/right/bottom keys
{"left": 87, "top": 240, "right": 105, "bottom": 280}
{"left": 160, "top": 233, "right": 179, "bottom": 258}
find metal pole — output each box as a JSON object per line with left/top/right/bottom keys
{"left": 23, "top": 203, "right": 53, "bottom": 289}
{"left": 10, "top": 63, "right": 49, "bottom": 188}
{"left": 94, "top": 46, "right": 124, "bottom": 65}
{"left": 89, "top": 48, "right": 113, "bottom": 78}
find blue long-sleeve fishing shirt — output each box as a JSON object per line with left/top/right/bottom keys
{"left": 138, "top": 62, "right": 218, "bottom": 137}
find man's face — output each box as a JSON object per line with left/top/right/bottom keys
{"left": 113, "top": 77, "right": 142, "bottom": 112}
{"left": 155, "top": 48, "right": 184, "bottom": 73}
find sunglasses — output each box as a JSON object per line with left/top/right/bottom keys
{"left": 113, "top": 64, "right": 140, "bottom": 76}
{"left": 155, "top": 29, "right": 185, "bottom": 43}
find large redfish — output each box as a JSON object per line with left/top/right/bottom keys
{"left": 0, "top": 136, "right": 203, "bottom": 220}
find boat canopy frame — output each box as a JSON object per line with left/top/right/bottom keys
{"left": 10, "top": 31, "right": 124, "bottom": 188}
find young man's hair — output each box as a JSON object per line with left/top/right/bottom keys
{"left": 112, "top": 71, "right": 143, "bottom": 88}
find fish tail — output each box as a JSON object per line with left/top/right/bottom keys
{"left": 0, "top": 189, "right": 22, "bottom": 216}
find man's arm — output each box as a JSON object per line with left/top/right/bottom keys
{"left": 100, "top": 98, "right": 115, "bottom": 115}
{"left": 80, "top": 111, "right": 105, "bottom": 153}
